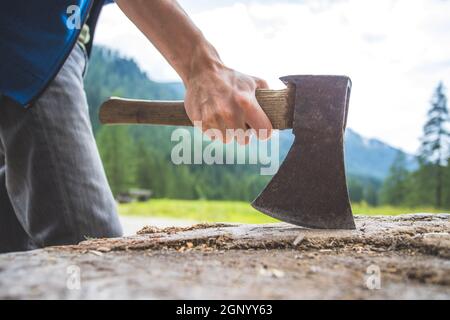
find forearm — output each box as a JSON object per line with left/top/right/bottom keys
{"left": 115, "top": 0, "right": 222, "bottom": 85}
{"left": 115, "top": 0, "right": 272, "bottom": 142}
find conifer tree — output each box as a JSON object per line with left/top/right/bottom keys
{"left": 418, "top": 82, "right": 449, "bottom": 208}
{"left": 380, "top": 151, "right": 409, "bottom": 205}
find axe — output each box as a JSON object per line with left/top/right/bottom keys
{"left": 99, "top": 75, "right": 356, "bottom": 229}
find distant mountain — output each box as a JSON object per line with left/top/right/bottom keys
{"left": 85, "top": 45, "right": 416, "bottom": 184}
{"left": 344, "top": 129, "right": 417, "bottom": 180}
{"left": 278, "top": 129, "right": 417, "bottom": 181}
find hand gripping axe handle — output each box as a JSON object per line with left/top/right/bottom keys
{"left": 99, "top": 75, "right": 355, "bottom": 229}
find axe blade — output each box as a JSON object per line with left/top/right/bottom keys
{"left": 252, "top": 75, "right": 355, "bottom": 229}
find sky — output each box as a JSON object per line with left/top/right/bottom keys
{"left": 94, "top": 0, "right": 450, "bottom": 153}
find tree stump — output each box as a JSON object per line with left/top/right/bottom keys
{"left": 0, "top": 214, "right": 449, "bottom": 299}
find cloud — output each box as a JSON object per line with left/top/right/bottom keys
{"left": 94, "top": 0, "right": 450, "bottom": 153}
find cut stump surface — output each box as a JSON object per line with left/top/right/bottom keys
{"left": 0, "top": 214, "right": 449, "bottom": 299}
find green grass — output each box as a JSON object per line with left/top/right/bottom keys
{"left": 351, "top": 202, "right": 444, "bottom": 215}
{"left": 118, "top": 199, "right": 447, "bottom": 224}
{"left": 119, "top": 199, "right": 277, "bottom": 223}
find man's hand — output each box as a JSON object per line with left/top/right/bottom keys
{"left": 185, "top": 62, "right": 272, "bottom": 144}
{"left": 116, "top": 0, "right": 272, "bottom": 144}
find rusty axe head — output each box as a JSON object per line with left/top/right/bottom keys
{"left": 252, "top": 75, "right": 355, "bottom": 229}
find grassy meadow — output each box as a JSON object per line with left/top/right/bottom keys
{"left": 118, "top": 199, "right": 446, "bottom": 224}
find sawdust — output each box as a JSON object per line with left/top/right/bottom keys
{"left": 70, "top": 233, "right": 235, "bottom": 254}
{"left": 136, "top": 223, "right": 232, "bottom": 235}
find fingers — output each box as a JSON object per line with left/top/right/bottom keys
{"left": 202, "top": 107, "right": 238, "bottom": 144}
{"left": 203, "top": 112, "right": 251, "bottom": 145}
{"left": 247, "top": 77, "right": 273, "bottom": 140}
{"left": 204, "top": 84, "right": 272, "bottom": 144}
{"left": 237, "top": 93, "right": 273, "bottom": 141}
{"left": 185, "top": 74, "right": 272, "bottom": 145}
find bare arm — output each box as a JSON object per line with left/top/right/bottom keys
{"left": 115, "top": 0, "right": 272, "bottom": 143}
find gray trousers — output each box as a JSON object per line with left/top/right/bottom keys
{"left": 0, "top": 45, "right": 122, "bottom": 253}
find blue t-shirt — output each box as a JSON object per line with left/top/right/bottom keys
{"left": 0, "top": 0, "right": 112, "bottom": 106}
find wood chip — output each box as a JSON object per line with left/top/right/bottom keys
{"left": 293, "top": 234, "right": 305, "bottom": 246}
{"left": 89, "top": 250, "right": 103, "bottom": 256}
{"left": 259, "top": 267, "right": 285, "bottom": 278}
{"left": 271, "top": 269, "right": 285, "bottom": 278}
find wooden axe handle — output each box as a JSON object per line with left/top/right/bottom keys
{"left": 99, "top": 88, "right": 294, "bottom": 129}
